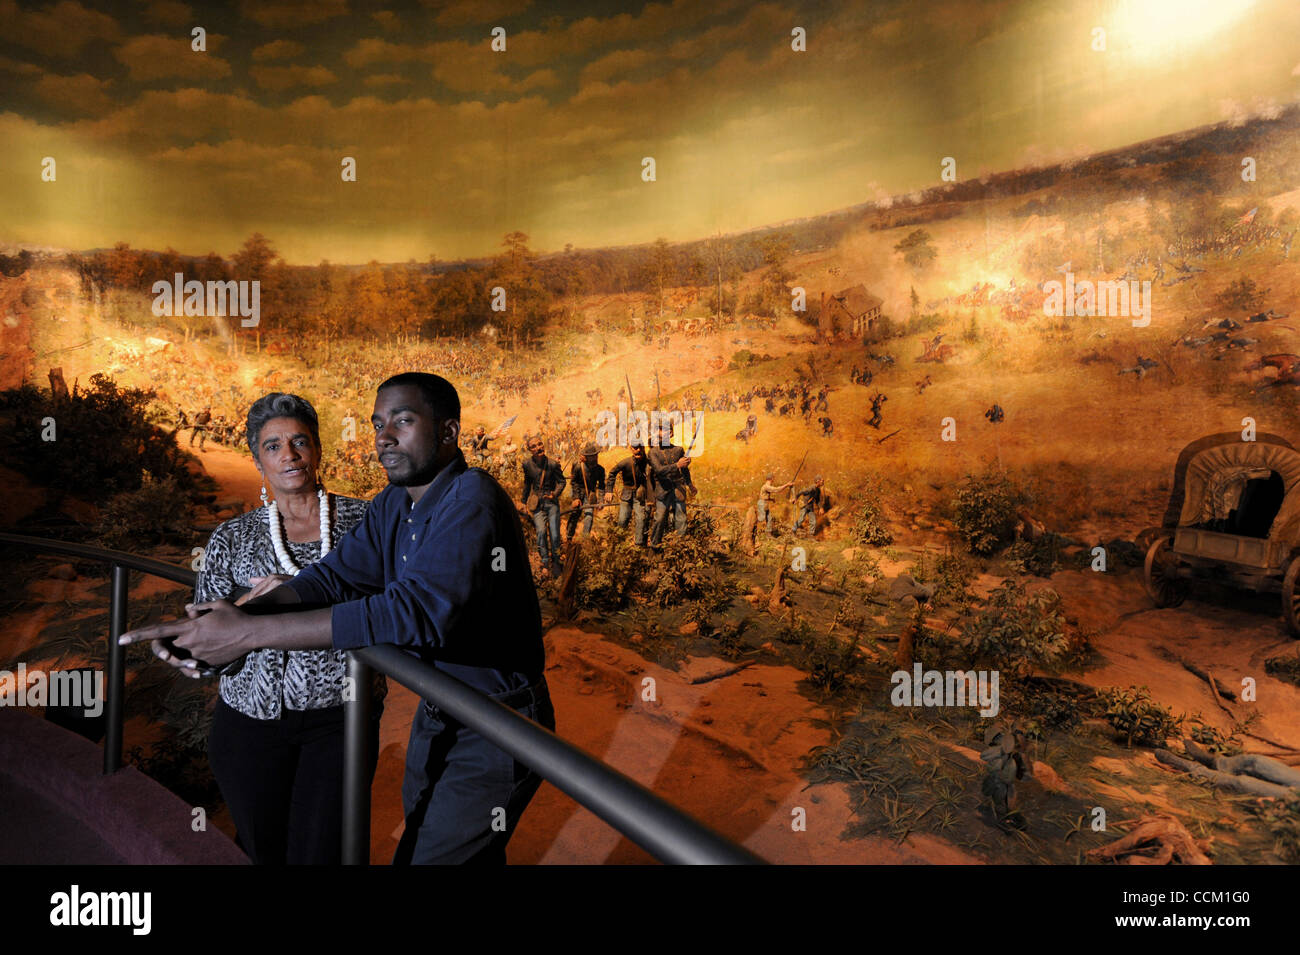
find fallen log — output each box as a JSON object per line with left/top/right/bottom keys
{"left": 1087, "top": 813, "right": 1212, "bottom": 865}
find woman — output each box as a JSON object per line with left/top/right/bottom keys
{"left": 192, "top": 392, "right": 384, "bottom": 864}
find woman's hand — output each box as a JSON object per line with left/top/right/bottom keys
{"left": 235, "top": 574, "right": 294, "bottom": 606}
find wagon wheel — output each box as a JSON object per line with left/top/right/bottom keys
{"left": 1283, "top": 556, "right": 1300, "bottom": 638}
{"left": 1144, "top": 535, "right": 1187, "bottom": 608}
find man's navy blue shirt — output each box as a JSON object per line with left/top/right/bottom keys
{"left": 285, "top": 451, "right": 544, "bottom": 694}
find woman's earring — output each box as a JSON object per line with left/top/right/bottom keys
{"left": 260, "top": 485, "right": 269, "bottom": 507}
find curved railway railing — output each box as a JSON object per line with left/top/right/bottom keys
{"left": 0, "top": 531, "right": 762, "bottom": 865}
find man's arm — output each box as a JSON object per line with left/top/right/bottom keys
{"left": 521, "top": 461, "right": 534, "bottom": 502}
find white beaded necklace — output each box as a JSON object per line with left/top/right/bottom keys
{"left": 266, "top": 489, "right": 331, "bottom": 574}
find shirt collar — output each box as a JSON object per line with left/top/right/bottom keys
{"left": 407, "top": 450, "right": 467, "bottom": 522}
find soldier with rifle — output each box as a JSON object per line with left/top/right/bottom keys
{"left": 564, "top": 442, "right": 606, "bottom": 543}
{"left": 647, "top": 419, "right": 694, "bottom": 547}
{"left": 520, "top": 436, "right": 566, "bottom": 575}
{"left": 757, "top": 473, "right": 793, "bottom": 536}
{"left": 793, "top": 476, "right": 826, "bottom": 537}
{"left": 609, "top": 437, "right": 654, "bottom": 546}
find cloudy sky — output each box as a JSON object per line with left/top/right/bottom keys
{"left": 0, "top": 0, "right": 1296, "bottom": 263}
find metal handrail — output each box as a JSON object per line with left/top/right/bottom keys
{"left": 0, "top": 532, "right": 764, "bottom": 865}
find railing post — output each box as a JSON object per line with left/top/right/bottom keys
{"left": 341, "top": 653, "right": 373, "bottom": 865}
{"left": 105, "top": 562, "right": 128, "bottom": 774}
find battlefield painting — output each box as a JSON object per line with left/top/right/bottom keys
{"left": 1, "top": 0, "right": 1299, "bottom": 869}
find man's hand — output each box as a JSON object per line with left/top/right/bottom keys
{"left": 119, "top": 599, "right": 256, "bottom": 678}
{"left": 236, "top": 574, "right": 294, "bottom": 606}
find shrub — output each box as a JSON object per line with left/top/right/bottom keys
{"left": 0, "top": 374, "right": 192, "bottom": 501}
{"left": 953, "top": 470, "right": 1022, "bottom": 555}
{"left": 852, "top": 476, "right": 894, "bottom": 545}
{"left": 1099, "top": 686, "right": 1183, "bottom": 747}
{"left": 1004, "top": 535, "right": 1062, "bottom": 577}
{"left": 908, "top": 550, "right": 976, "bottom": 608}
{"left": 963, "top": 579, "right": 1070, "bottom": 678}
{"left": 94, "top": 474, "right": 194, "bottom": 549}
{"left": 576, "top": 535, "right": 651, "bottom": 611}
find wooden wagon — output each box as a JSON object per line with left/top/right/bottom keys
{"left": 1142, "top": 431, "right": 1300, "bottom": 636}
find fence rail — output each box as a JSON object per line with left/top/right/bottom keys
{"left": 0, "top": 531, "right": 763, "bottom": 865}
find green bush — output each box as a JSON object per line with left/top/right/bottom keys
{"left": 575, "top": 534, "right": 651, "bottom": 611}
{"left": 852, "top": 475, "right": 894, "bottom": 546}
{"left": 94, "top": 473, "right": 194, "bottom": 549}
{"left": 908, "top": 550, "right": 976, "bottom": 608}
{"left": 0, "top": 374, "right": 193, "bottom": 501}
{"left": 953, "top": 470, "right": 1022, "bottom": 555}
{"left": 963, "top": 579, "right": 1070, "bottom": 678}
{"left": 1100, "top": 686, "right": 1184, "bottom": 747}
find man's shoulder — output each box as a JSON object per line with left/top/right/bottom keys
{"left": 448, "top": 467, "right": 512, "bottom": 509}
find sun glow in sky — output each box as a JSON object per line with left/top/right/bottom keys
{"left": 1111, "top": 0, "right": 1258, "bottom": 61}
{"left": 0, "top": 0, "right": 1295, "bottom": 263}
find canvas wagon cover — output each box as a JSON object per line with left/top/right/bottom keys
{"left": 1177, "top": 439, "right": 1300, "bottom": 543}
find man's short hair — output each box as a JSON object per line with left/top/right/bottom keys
{"left": 378, "top": 372, "right": 460, "bottom": 420}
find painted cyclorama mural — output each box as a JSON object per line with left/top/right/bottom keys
{"left": 1, "top": 0, "right": 1299, "bottom": 865}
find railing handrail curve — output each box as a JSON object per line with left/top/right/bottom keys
{"left": 1, "top": 531, "right": 764, "bottom": 865}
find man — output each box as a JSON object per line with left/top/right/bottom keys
{"left": 793, "top": 476, "right": 826, "bottom": 537}
{"left": 647, "top": 421, "right": 694, "bottom": 547}
{"left": 191, "top": 405, "right": 211, "bottom": 450}
{"left": 468, "top": 425, "right": 493, "bottom": 466}
{"left": 564, "top": 442, "right": 605, "bottom": 542}
{"left": 608, "top": 438, "right": 653, "bottom": 546}
{"left": 120, "top": 373, "right": 553, "bottom": 865}
{"left": 868, "top": 392, "right": 887, "bottom": 430}
{"left": 521, "top": 435, "right": 566, "bottom": 574}
{"left": 757, "top": 473, "right": 793, "bottom": 536}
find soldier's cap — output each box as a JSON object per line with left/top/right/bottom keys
{"left": 582, "top": 442, "right": 600, "bottom": 456}
{"left": 629, "top": 437, "right": 644, "bottom": 449}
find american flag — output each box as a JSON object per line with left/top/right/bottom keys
{"left": 489, "top": 415, "right": 516, "bottom": 437}
{"left": 1236, "top": 207, "right": 1258, "bottom": 227}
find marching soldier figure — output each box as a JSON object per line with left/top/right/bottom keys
{"left": 609, "top": 438, "right": 653, "bottom": 546}
{"left": 521, "top": 436, "right": 566, "bottom": 575}
{"left": 757, "top": 473, "right": 793, "bottom": 536}
{"left": 793, "top": 476, "right": 826, "bottom": 537}
{"left": 868, "top": 392, "right": 887, "bottom": 430}
{"left": 565, "top": 442, "right": 606, "bottom": 542}
{"left": 647, "top": 420, "right": 694, "bottom": 547}
{"left": 469, "top": 425, "right": 493, "bottom": 466}
{"left": 190, "top": 405, "right": 211, "bottom": 450}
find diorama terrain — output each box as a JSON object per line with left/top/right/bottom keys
{"left": 3, "top": 105, "right": 1300, "bottom": 865}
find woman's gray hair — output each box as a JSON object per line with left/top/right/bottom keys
{"left": 246, "top": 393, "right": 321, "bottom": 461}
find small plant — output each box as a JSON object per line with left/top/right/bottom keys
{"left": 575, "top": 535, "right": 650, "bottom": 611}
{"left": 1100, "top": 686, "right": 1184, "bottom": 747}
{"left": 94, "top": 473, "right": 195, "bottom": 550}
{"left": 908, "top": 550, "right": 976, "bottom": 609}
{"left": 953, "top": 470, "right": 1022, "bottom": 555}
{"left": 1245, "top": 792, "right": 1300, "bottom": 863}
{"left": 851, "top": 476, "right": 894, "bottom": 546}
{"left": 1187, "top": 717, "right": 1243, "bottom": 757}
{"left": 806, "top": 633, "right": 863, "bottom": 693}
{"left": 963, "top": 579, "right": 1070, "bottom": 678}
{"left": 1005, "top": 535, "right": 1063, "bottom": 577}
{"left": 1264, "top": 652, "right": 1300, "bottom": 688}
